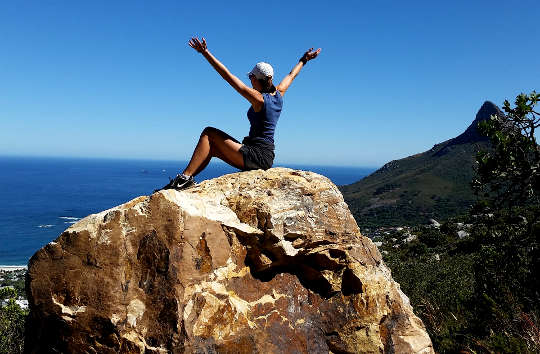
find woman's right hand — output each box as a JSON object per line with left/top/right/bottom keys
{"left": 189, "top": 37, "right": 207, "bottom": 53}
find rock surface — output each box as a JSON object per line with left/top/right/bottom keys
{"left": 26, "top": 168, "right": 433, "bottom": 353}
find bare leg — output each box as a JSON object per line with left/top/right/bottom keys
{"left": 191, "top": 154, "right": 212, "bottom": 177}
{"left": 183, "top": 127, "right": 244, "bottom": 177}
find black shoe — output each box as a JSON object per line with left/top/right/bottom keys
{"left": 154, "top": 174, "right": 195, "bottom": 193}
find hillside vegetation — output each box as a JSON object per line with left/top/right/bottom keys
{"left": 0, "top": 270, "right": 26, "bottom": 354}
{"left": 378, "top": 206, "right": 539, "bottom": 353}
{"left": 341, "top": 102, "right": 502, "bottom": 229}
{"left": 372, "top": 93, "right": 540, "bottom": 353}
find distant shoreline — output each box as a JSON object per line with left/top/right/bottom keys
{"left": 0, "top": 157, "right": 377, "bottom": 265}
{"left": 0, "top": 265, "right": 27, "bottom": 272}
{"left": 0, "top": 154, "right": 380, "bottom": 171}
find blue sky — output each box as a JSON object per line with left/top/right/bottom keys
{"left": 1, "top": 0, "right": 538, "bottom": 167}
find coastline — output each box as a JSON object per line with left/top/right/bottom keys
{"left": 0, "top": 157, "right": 377, "bottom": 266}
{"left": 0, "top": 265, "right": 27, "bottom": 272}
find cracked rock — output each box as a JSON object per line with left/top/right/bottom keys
{"left": 26, "top": 168, "right": 433, "bottom": 353}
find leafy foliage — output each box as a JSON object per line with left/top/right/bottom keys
{"left": 0, "top": 272, "right": 25, "bottom": 299}
{"left": 0, "top": 287, "right": 28, "bottom": 354}
{"left": 474, "top": 91, "right": 540, "bottom": 206}
{"left": 470, "top": 207, "right": 540, "bottom": 352}
{"left": 377, "top": 92, "right": 540, "bottom": 352}
{"left": 0, "top": 271, "right": 27, "bottom": 354}
{"left": 381, "top": 209, "right": 540, "bottom": 353}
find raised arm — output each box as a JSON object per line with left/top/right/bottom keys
{"left": 189, "top": 37, "right": 263, "bottom": 107}
{"left": 277, "top": 48, "right": 321, "bottom": 96}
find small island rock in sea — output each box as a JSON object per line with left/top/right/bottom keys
{"left": 25, "top": 168, "right": 433, "bottom": 353}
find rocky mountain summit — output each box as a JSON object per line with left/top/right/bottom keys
{"left": 432, "top": 101, "right": 503, "bottom": 155}
{"left": 26, "top": 168, "right": 433, "bottom": 353}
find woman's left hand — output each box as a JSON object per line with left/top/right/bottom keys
{"left": 302, "top": 47, "right": 321, "bottom": 62}
{"left": 189, "top": 37, "right": 207, "bottom": 53}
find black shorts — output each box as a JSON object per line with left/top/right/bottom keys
{"left": 239, "top": 137, "right": 275, "bottom": 171}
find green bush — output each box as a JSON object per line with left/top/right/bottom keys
{"left": 380, "top": 205, "right": 539, "bottom": 352}
{"left": 376, "top": 92, "right": 540, "bottom": 352}
{"left": 0, "top": 291, "right": 27, "bottom": 354}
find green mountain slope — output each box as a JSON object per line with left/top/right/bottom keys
{"left": 340, "top": 101, "right": 503, "bottom": 229}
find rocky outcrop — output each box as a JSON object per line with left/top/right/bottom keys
{"left": 26, "top": 168, "right": 433, "bottom": 353}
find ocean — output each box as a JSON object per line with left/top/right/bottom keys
{"left": 0, "top": 156, "right": 375, "bottom": 266}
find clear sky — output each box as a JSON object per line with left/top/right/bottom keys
{"left": 1, "top": 0, "right": 538, "bottom": 167}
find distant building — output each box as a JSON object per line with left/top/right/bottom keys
{"left": 16, "top": 299, "right": 29, "bottom": 309}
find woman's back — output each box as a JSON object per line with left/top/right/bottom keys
{"left": 247, "top": 91, "right": 283, "bottom": 144}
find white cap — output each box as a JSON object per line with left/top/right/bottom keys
{"left": 247, "top": 62, "right": 273, "bottom": 79}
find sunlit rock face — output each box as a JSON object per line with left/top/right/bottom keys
{"left": 26, "top": 168, "right": 433, "bottom": 353}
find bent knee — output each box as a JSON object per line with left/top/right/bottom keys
{"left": 201, "top": 126, "right": 219, "bottom": 137}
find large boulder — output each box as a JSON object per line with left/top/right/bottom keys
{"left": 26, "top": 168, "right": 433, "bottom": 353}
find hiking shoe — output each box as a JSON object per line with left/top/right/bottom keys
{"left": 154, "top": 174, "right": 195, "bottom": 192}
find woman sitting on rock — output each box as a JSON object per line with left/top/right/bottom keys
{"left": 157, "top": 37, "right": 321, "bottom": 191}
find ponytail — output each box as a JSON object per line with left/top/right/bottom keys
{"left": 257, "top": 77, "right": 276, "bottom": 94}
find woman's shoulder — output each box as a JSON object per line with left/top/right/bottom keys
{"left": 263, "top": 91, "right": 282, "bottom": 110}
{"left": 265, "top": 89, "right": 282, "bottom": 99}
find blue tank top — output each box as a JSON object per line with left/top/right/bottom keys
{"left": 246, "top": 91, "right": 283, "bottom": 144}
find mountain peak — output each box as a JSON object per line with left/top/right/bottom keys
{"left": 341, "top": 100, "right": 503, "bottom": 227}
{"left": 441, "top": 101, "right": 504, "bottom": 148}
{"left": 470, "top": 101, "right": 503, "bottom": 128}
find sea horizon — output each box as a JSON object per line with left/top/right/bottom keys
{"left": 0, "top": 154, "right": 379, "bottom": 170}
{"left": 0, "top": 155, "right": 377, "bottom": 266}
